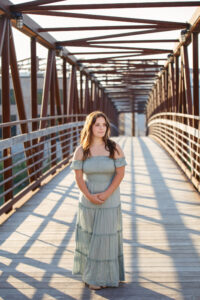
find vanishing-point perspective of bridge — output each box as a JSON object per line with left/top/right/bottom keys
{"left": 0, "top": 1, "right": 200, "bottom": 299}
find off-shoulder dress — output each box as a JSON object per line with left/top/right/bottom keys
{"left": 70, "top": 155, "right": 127, "bottom": 287}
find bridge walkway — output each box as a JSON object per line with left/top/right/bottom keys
{"left": 0, "top": 136, "right": 200, "bottom": 299}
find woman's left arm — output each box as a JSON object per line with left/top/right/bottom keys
{"left": 97, "top": 144, "right": 126, "bottom": 202}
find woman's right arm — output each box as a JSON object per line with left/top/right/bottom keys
{"left": 74, "top": 170, "right": 103, "bottom": 205}
{"left": 72, "top": 146, "right": 104, "bottom": 205}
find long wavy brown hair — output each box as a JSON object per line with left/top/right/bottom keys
{"left": 80, "top": 111, "right": 119, "bottom": 160}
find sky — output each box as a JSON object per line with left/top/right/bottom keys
{"left": 10, "top": 0, "right": 199, "bottom": 64}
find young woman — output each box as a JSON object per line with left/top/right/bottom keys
{"left": 71, "top": 111, "right": 127, "bottom": 290}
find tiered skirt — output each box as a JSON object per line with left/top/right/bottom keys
{"left": 72, "top": 202, "right": 125, "bottom": 287}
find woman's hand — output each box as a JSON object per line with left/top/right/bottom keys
{"left": 87, "top": 193, "right": 105, "bottom": 205}
{"left": 96, "top": 191, "right": 110, "bottom": 202}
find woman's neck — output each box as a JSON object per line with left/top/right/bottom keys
{"left": 91, "top": 137, "right": 104, "bottom": 146}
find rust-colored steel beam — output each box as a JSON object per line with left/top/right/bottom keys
{"left": 73, "top": 43, "right": 145, "bottom": 51}
{"left": 0, "top": 17, "right": 7, "bottom": 56}
{"left": 55, "top": 61, "right": 70, "bottom": 159}
{"left": 58, "top": 29, "right": 180, "bottom": 45}
{"left": 68, "top": 65, "right": 76, "bottom": 115}
{"left": 9, "top": 23, "right": 36, "bottom": 182}
{"left": 62, "top": 60, "right": 70, "bottom": 159}
{"left": 124, "top": 71, "right": 157, "bottom": 75}
{"left": 74, "top": 69, "right": 80, "bottom": 115}
{"left": 102, "top": 58, "right": 167, "bottom": 62}
{"left": 63, "top": 60, "right": 67, "bottom": 117}
{"left": 20, "top": 2, "right": 199, "bottom": 11}
{"left": 164, "top": 68, "right": 169, "bottom": 112}
{"left": 169, "top": 61, "right": 175, "bottom": 112}
{"left": 182, "top": 45, "right": 193, "bottom": 115}
{"left": 94, "top": 83, "right": 99, "bottom": 110}
{"left": 55, "top": 64, "right": 62, "bottom": 117}
{"left": 90, "top": 39, "right": 179, "bottom": 44}
{"left": 123, "top": 82, "right": 154, "bottom": 85}
{"left": 10, "top": 0, "right": 65, "bottom": 11}
{"left": 89, "top": 80, "right": 94, "bottom": 112}
{"left": 90, "top": 70, "right": 121, "bottom": 74}
{"left": 109, "top": 89, "right": 151, "bottom": 93}
{"left": 126, "top": 75, "right": 156, "bottom": 78}
{"left": 84, "top": 75, "right": 90, "bottom": 114}
{"left": 192, "top": 32, "right": 199, "bottom": 183}
{"left": 123, "top": 73, "right": 156, "bottom": 80}
{"left": 84, "top": 63, "right": 163, "bottom": 68}
{"left": 85, "top": 46, "right": 172, "bottom": 54}
{"left": 77, "top": 51, "right": 172, "bottom": 63}
{"left": 177, "top": 59, "right": 184, "bottom": 114}
{"left": 70, "top": 51, "right": 164, "bottom": 55}
{"left": 78, "top": 54, "right": 141, "bottom": 63}
{"left": 91, "top": 70, "right": 158, "bottom": 74}
{"left": 75, "top": 43, "right": 173, "bottom": 52}
{"left": 72, "top": 66, "right": 80, "bottom": 152}
{"left": 192, "top": 32, "right": 199, "bottom": 118}
{"left": 92, "top": 81, "right": 97, "bottom": 110}
{"left": 130, "top": 64, "right": 163, "bottom": 68}
{"left": 101, "top": 79, "right": 122, "bottom": 82}
{"left": 105, "top": 85, "right": 126, "bottom": 89}
{"left": 36, "top": 49, "right": 55, "bottom": 177}
{"left": 2, "top": 20, "right": 12, "bottom": 204}
{"left": 38, "top": 24, "right": 184, "bottom": 32}
{"left": 174, "top": 56, "right": 179, "bottom": 113}
{"left": 39, "top": 49, "right": 55, "bottom": 129}
{"left": 31, "top": 37, "right": 37, "bottom": 128}
{"left": 24, "top": 10, "right": 187, "bottom": 27}
{"left": 79, "top": 71, "right": 83, "bottom": 114}
{"left": 30, "top": 36, "right": 38, "bottom": 183}
{"left": 50, "top": 55, "right": 56, "bottom": 169}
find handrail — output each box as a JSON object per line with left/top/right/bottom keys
{"left": 147, "top": 113, "right": 200, "bottom": 192}
{"left": 0, "top": 114, "right": 87, "bottom": 128}
{"left": 0, "top": 116, "right": 84, "bottom": 215}
{"left": 0, "top": 121, "right": 84, "bottom": 150}
{"left": 148, "top": 112, "right": 200, "bottom": 121}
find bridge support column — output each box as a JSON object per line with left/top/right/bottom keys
{"left": 2, "top": 18, "right": 13, "bottom": 207}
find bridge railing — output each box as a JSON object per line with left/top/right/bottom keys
{"left": 146, "top": 10, "right": 200, "bottom": 193}
{"left": 0, "top": 114, "right": 119, "bottom": 216}
{"left": 148, "top": 112, "right": 200, "bottom": 192}
{"left": 0, "top": 114, "right": 86, "bottom": 215}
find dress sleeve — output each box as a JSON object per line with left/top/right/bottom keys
{"left": 114, "top": 157, "right": 127, "bottom": 168}
{"left": 70, "top": 159, "right": 83, "bottom": 170}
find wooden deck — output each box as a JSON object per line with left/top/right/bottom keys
{"left": 0, "top": 136, "right": 200, "bottom": 300}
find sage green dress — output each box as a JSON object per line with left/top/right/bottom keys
{"left": 71, "top": 155, "right": 127, "bottom": 287}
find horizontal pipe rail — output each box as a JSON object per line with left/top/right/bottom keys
{"left": 147, "top": 113, "right": 200, "bottom": 192}
{"left": 0, "top": 114, "right": 85, "bottom": 215}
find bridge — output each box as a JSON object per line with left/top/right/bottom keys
{"left": 0, "top": 1, "right": 200, "bottom": 299}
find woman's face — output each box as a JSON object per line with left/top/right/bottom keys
{"left": 92, "top": 116, "right": 107, "bottom": 138}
